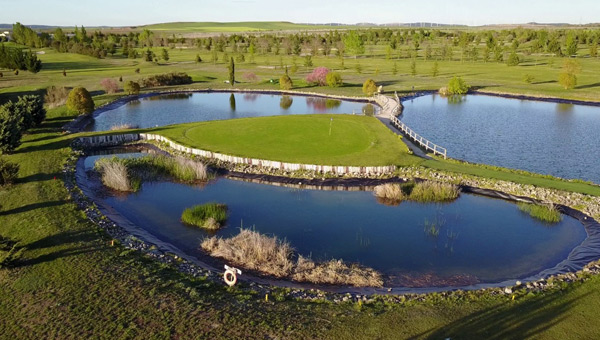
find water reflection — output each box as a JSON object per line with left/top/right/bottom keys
{"left": 305, "top": 97, "right": 342, "bottom": 111}
{"left": 229, "top": 93, "right": 236, "bottom": 111}
{"left": 280, "top": 96, "right": 293, "bottom": 110}
{"left": 362, "top": 104, "right": 375, "bottom": 116}
{"left": 556, "top": 103, "right": 574, "bottom": 113}
{"left": 146, "top": 93, "right": 192, "bottom": 101}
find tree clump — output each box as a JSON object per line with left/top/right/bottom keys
{"left": 362, "top": 79, "right": 377, "bottom": 96}
{"left": 66, "top": 87, "right": 95, "bottom": 114}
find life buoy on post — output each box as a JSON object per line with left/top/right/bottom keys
{"left": 224, "top": 265, "right": 242, "bottom": 287}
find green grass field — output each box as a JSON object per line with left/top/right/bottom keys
{"left": 152, "top": 115, "right": 422, "bottom": 166}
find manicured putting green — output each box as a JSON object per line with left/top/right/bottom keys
{"left": 153, "top": 114, "right": 422, "bottom": 167}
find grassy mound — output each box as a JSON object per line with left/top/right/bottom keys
{"left": 201, "top": 228, "right": 383, "bottom": 287}
{"left": 152, "top": 115, "right": 422, "bottom": 167}
{"left": 517, "top": 203, "right": 562, "bottom": 224}
{"left": 374, "top": 181, "right": 459, "bottom": 204}
{"left": 181, "top": 203, "right": 228, "bottom": 230}
{"left": 94, "top": 154, "right": 208, "bottom": 192}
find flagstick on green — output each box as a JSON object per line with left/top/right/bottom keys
{"left": 329, "top": 117, "right": 333, "bottom": 136}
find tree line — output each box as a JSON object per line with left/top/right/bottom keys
{"left": 8, "top": 23, "right": 600, "bottom": 61}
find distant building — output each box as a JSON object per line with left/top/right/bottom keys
{"left": 0, "top": 31, "right": 10, "bottom": 41}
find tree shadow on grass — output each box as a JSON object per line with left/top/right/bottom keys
{"left": 18, "top": 229, "right": 108, "bottom": 267}
{"left": 576, "top": 82, "right": 600, "bottom": 90}
{"left": 0, "top": 89, "right": 47, "bottom": 105}
{"left": 16, "top": 138, "right": 71, "bottom": 153}
{"left": 17, "top": 172, "right": 62, "bottom": 185}
{"left": 418, "top": 290, "right": 589, "bottom": 340}
{"left": 0, "top": 200, "right": 68, "bottom": 216}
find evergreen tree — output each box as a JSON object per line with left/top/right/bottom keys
{"left": 228, "top": 57, "right": 235, "bottom": 86}
{"left": 0, "top": 104, "right": 23, "bottom": 154}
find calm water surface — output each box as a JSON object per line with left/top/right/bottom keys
{"left": 401, "top": 94, "right": 600, "bottom": 183}
{"left": 89, "top": 92, "right": 374, "bottom": 131}
{"left": 83, "top": 153, "right": 586, "bottom": 285}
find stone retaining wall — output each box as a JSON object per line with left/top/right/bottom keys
{"left": 74, "top": 133, "right": 397, "bottom": 176}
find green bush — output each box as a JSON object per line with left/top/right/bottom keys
{"left": 362, "top": 79, "right": 377, "bottom": 96}
{"left": 279, "top": 74, "right": 293, "bottom": 90}
{"left": 408, "top": 181, "right": 460, "bottom": 203}
{"left": 0, "top": 157, "right": 19, "bottom": 186}
{"left": 124, "top": 81, "right": 141, "bottom": 95}
{"left": 140, "top": 72, "right": 192, "bottom": 87}
{"left": 447, "top": 76, "right": 470, "bottom": 95}
{"left": 326, "top": 72, "right": 343, "bottom": 87}
{"left": 14, "top": 95, "right": 46, "bottom": 130}
{"left": 181, "top": 203, "right": 228, "bottom": 229}
{"left": 66, "top": 87, "right": 95, "bottom": 114}
{"left": 507, "top": 51, "right": 520, "bottom": 66}
{"left": 0, "top": 104, "right": 23, "bottom": 153}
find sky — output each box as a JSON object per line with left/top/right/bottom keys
{"left": 1, "top": 0, "right": 599, "bottom": 26}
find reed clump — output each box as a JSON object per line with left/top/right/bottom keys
{"left": 201, "top": 228, "right": 383, "bottom": 287}
{"left": 109, "top": 123, "right": 138, "bottom": 131}
{"left": 94, "top": 155, "right": 209, "bottom": 192}
{"left": 517, "top": 202, "right": 562, "bottom": 224}
{"left": 407, "top": 181, "right": 459, "bottom": 203}
{"left": 374, "top": 181, "right": 459, "bottom": 203}
{"left": 181, "top": 203, "right": 227, "bottom": 230}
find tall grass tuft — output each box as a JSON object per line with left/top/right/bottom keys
{"left": 517, "top": 202, "right": 562, "bottom": 224}
{"left": 408, "top": 181, "right": 459, "bottom": 203}
{"left": 94, "top": 155, "right": 209, "bottom": 192}
{"left": 374, "top": 183, "right": 405, "bottom": 203}
{"left": 181, "top": 203, "right": 227, "bottom": 230}
{"left": 201, "top": 229, "right": 383, "bottom": 287}
{"left": 96, "top": 158, "right": 134, "bottom": 191}
{"left": 109, "top": 123, "right": 138, "bottom": 131}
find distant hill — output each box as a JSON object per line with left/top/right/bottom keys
{"left": 140, "top": 21, "right": 357, "bottom": 32}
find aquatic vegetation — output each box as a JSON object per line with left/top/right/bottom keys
{"left": 94, "top": 155, "right": 208, "bottom": 192}
{"left": 517, "top": 202, "right": 562, "bottom": 224}
{"left": 181, "top": 203, "right": 227, "bottom": 230}
{"left": 408, "top": 181, "right": 460, "bottom": 203}
{"left": 109, "top": 123, "right": 138, "bottom": 130}
{"left": 201, "top": 228, "right": 383, "bottom": 287}
{"left": 374, "top": 181, "right": 458, "bottom": 204}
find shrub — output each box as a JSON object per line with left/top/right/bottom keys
{"left": 373, "top": 183, "right": 406, "bottom": 203}
{"left": 140, "top": 72, "right": 192, "bottom": 87}
{"left": 0, "top": 236, "right": 24, "bottom": 268}
{"left": 0, "top": 104, "right": 23, "bottom": 153}
{"left": 66, "top": 87, "right": 95, "bottom": 114}
{"left": 0, "top": 157, "right": 19, "bottom": 186}
{"left": 523, "top": 74, "right": 535, "bottom": 84}
{"left": 44, "top": 86, "right": 70, "bottom": 108}
{"left": 306, "top": 67, "right": 330, "bottom": 86}
{"left": 446, "top": 76, "right": 470, "bottom": 95}
{"left": 181, "top": 203, "right": 228, "bottom": 230}
{"left": 517, "top": 203, "right": 562, "bottom": 224}
{"left": 13, "top": 95, "right": 46, "bottom": 130}
{"left": 100, "top": 78, "right": 119, "bottom": 94}
{"left": 243, "top": 72, "right": 258, "bottom": 83}
{"left": 124, "top": 81, "right": 140, "bottom": 95}
{"left": 507, "top": 51, "right": 520, "bottom": 66}
{"left": 279, "top": 74, "right": 293, "bottom": 90}
{"left": 96, "top": 159, "right": 133, "bottom": 191}
{"left": 408, "top": 181, "right": 459, "bottom": 203}
{"left": 326, "top": 72, "right": 343, "bottom": 87}
{"left": 362, "top": 79, "right": 377, "bottom": 96}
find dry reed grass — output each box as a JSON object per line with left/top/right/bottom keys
{"left": 373, "top": 183, "right": 405, "bottom": 203}
{"left": 201, "top": 229, "right": 383, "bottom": 287}
{"left": 109, "top": 123, "right": 138, "bottom": 131}
{"left": 98, "top": 160, "right": 132, "bottom": 191}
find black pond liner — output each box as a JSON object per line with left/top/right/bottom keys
{"left": 75, "top": 150, "right": 600, "bottom": 295}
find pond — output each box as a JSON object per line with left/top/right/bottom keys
{"left": 88, "top": 92, "right": 375, "bottom": 131}
{"left": 79, "top": 151, "right": 588, "bottom": 288}
{"left": 401, "top": 94, "right": 600, "bottom": 184}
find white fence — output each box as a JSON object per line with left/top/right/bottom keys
{"left": 75, "top": 133, "right": 397, "bottom": 176}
